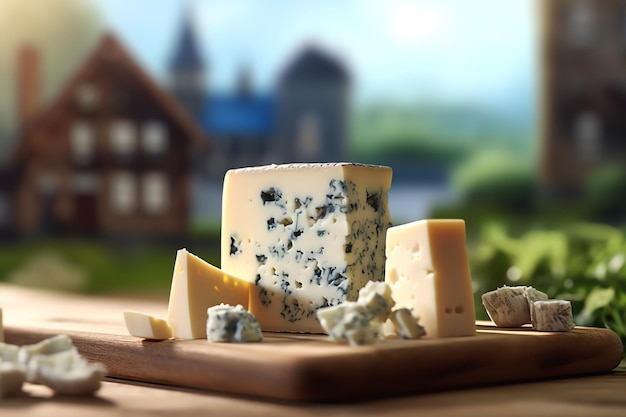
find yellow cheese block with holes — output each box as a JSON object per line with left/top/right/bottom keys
{"left": 167, "top": 249, "right": 250, "bottom": 339}
{"left": 385, "top": 219, "right": 475, "bottom": 338}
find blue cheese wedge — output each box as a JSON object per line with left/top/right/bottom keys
{"left": 221, "top": 163, "right": 393, "bottom": 333}
{"left": 531, "top": 300, "right": 575, "bottom": 332}
{"left": 206, "top": 304, "right": 263, "bottom": 343}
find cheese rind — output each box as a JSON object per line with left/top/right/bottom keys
{"left": 123, "top": 311, "right": 172, "bottom": 340}
{"left": 385, "top": 219, "right": 476, "bottom": 338}
{"left": 531, "top": 300, "right": 575, "bottom": 332}
{"left": 167, "top": 248, "right": 250, "bottom": 339}
{"left": 221, "top": 163, "right": 393, "bottom": 333}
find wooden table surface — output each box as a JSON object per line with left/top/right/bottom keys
{"left": 1, "top": 284, "right": 625, "bottom": 417}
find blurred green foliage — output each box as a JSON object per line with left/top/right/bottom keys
{"left": 471, "top": 221, "right": 626, "bottom": 345}
{"left": 451, "top": 149, "right": 536, "bottom": 211}
{"left": 0, "top": 239, "right": 220, "bottom": 297}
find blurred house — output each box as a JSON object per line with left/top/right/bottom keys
{"left": 540, "top": 0, "right": 626, "bottom": 193}
{"left": 12, "top": 34, "right": 209, "bottom": 237}
{"left": 167, "top": 11, "right": 350, "bottom": 179}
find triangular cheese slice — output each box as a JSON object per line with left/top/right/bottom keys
{"left": 167, "top": 249, "right": 250, "bottom": 339}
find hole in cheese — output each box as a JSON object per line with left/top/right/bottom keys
{"left": 455, "top": 306, "right": 464, "bottom": 314}
{"left": 387, "top": 268, "right": 399, "bottom": 284}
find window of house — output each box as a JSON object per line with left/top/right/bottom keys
{"left": 142, "top": 172, "right": 169, "bottom": 214}
{"left": 76, "top": 83, "right": 99, "bottom": 110}
{"left": 568, "top": 1, "right": 595, "bottom": 47}
{"left": 142, "top": 121, "right": 168, "bottom": 155}
{"left": 296, "top": 113, "right": 321, "bottom": 159}
{"left": 110, "top": 120, "right": 136, "bottom": 156}
{"left": 111, "top": 172, "right": 136, "bottom": 214}
{"left": 574, "top": 111, "right": 601, "bottom": 159}
{"left": 70, "top": 121, "right": 96, "bottom": 164}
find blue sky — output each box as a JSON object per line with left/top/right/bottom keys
{"left": 94, "top": 0, "right": 537, "bottom": 110}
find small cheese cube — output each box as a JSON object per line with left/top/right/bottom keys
{"left": 385, "top": 219, "right": 476, "bottom": 338}
{"left": 317, "top": 302, "right": 378, "bottom": 346}
{"left": 206, "top": 304, "right": 262, "bottom": 343}
{"left": 531, "top": 300, "right": 575, "bottom": 332}
{"left": 524, "top": 286, "right": 549, "bottom": 320}
{"left": 221, "top": 163, "right": 393, "bottom": 333}
{"left": 167, "top": 249, "right": 250, "bottom": 339}
{"left": 386, "top": 308, "right": 426, "bottom": 339}
{"left": 123, "top": 311, "right": 172, "bottom": 340}
{"left": 482, "top": 286, "right": 548, "bottom": 327}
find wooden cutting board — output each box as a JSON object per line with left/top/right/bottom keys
{"left": 1, "top": 284, "right": 623, "bottom": 402}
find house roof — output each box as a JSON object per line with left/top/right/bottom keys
{"left": 13, "top": 32, "right": 210, "bottom": 163}
{"left": 279, "top": 44, "right": 349, "bottom": 85}
{"left": 168, "top": 9, "right": 206, "bottom": 72}
{"left": 202, "top": 94, "right": 275, "bottom": 140}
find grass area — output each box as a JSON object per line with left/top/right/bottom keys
{"left": 0, "top": 239, "right": 220, "bottom": 298}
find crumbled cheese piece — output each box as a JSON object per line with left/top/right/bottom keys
{"left": 18, "top": 334, "right": 75, "bottom": 366}
{"left": 0, "top": 362, "right": 26, "bottom": 398}
{"left": 386, "top": 308, "right": 426, "bottom": 339}
{"left": 123, "top": 311, "right": 172, "bottom": 340}
{"left": 0, "top": 343, "right": 19, "bottom": 362}
{"left": 357, "top": 281, "right": 395, "bottom": 323}
{"left": 27, "top": 350, "right": 107, "bottom": 395}
{"left": 531, "top": 300, "right": 575, "bottom": 332}
{"left": 316, "top": 302, "right": 378, "bottom": 346}
{"left": 206, "top": 304, "right": 263, "bottom": 343}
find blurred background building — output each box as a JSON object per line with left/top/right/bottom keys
{"left": 6, "top": 0, "right": 623, "bottom": 238}
{"left": 540, "top": 0, "right": 626, "bottom": 195}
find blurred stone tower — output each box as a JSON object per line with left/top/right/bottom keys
{"left": 540, "top": 0, "right": 626, "bottom": 194}
{"left": 168, "top": 8, "right": 207, "bottom": 121}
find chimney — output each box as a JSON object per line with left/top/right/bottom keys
{"left": 17, "top": 44, "right": 40, "bottom": 128}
